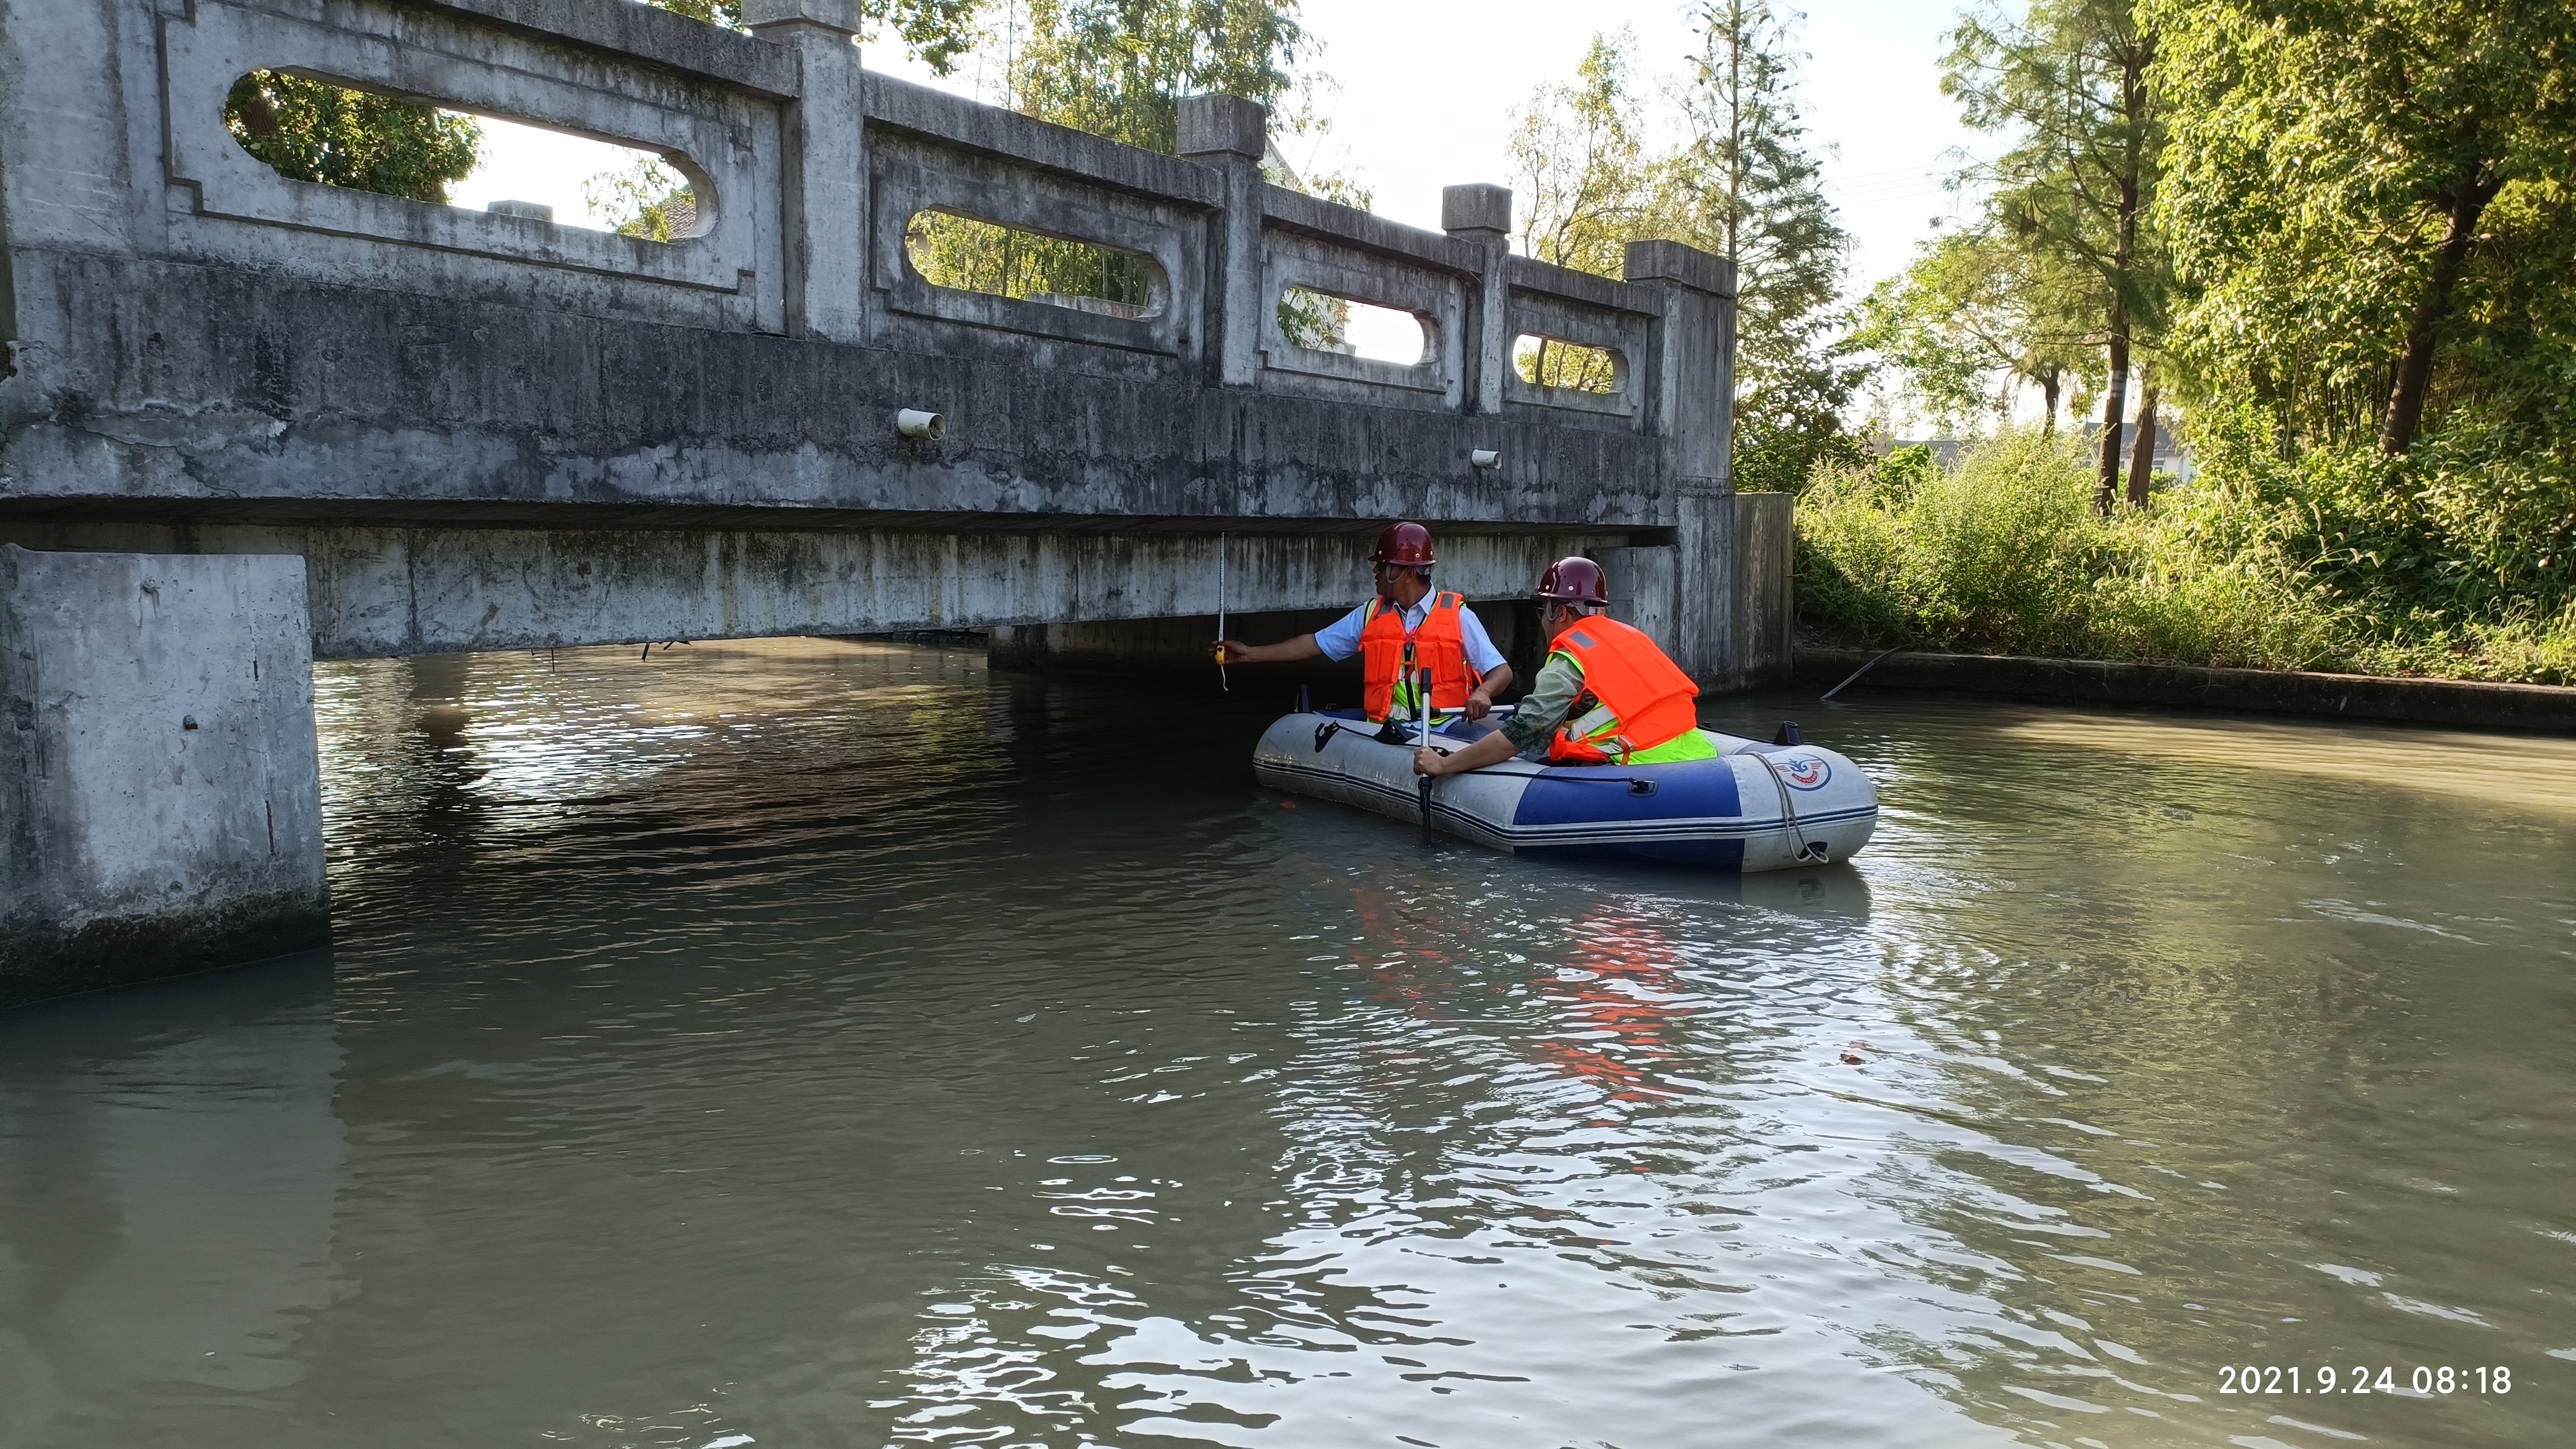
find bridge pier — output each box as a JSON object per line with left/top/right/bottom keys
{"left": 1, "top": 547, "right": 329, "bottom": 1007}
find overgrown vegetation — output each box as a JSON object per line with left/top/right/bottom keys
{"left": 1797, "top": 430, "right": 2576, "bottom": 684}
{"left": 1820, "top": 2, "right": 2575, "bottom": 685}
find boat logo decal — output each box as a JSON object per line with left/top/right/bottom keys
{"left": 1779, "top": 755, "right": 1831, "bottom": 790}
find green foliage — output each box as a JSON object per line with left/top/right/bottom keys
{"left": 641, "top": 1, "right": 979, "bottom": 72}
{"left": 1945, "top": 0, "right": 2165, "bottom": 339}
{"left": 583, "top": 158, "right": 701, "bottom": 242}
{"left": 905, "top": 210, "right": 1158, "bottom": 309}
{"left": 1273, "top": 286, "right": 1349, "bottom": 352}
{"left": 222, "top": 73, "right": 481, "bottom": 203}
{"left": 2146, "top": 0, "right": 2576, "bottom": 454}
{"left": 1853, "top": 225, "right": 2100, "bottom": 432}
{"left": 1505, "top": 18, "right": 1859, "bottom": 477}
{"left": 1732, "top": 350, "right": 1871, "bottom": 494}
{"left": 1797, "top": 425, "right": 2576, "bottom": 683}
{"left": 1506, "top": 32, "right": 1659, "bottom": 280}
{"left": 1006, "top": 0, "right": 1304, "bottom": 154}
{"left": 1669, "top": 1, "right": 1848, "bottom": 393}
{"left": 973, "top": 1, "right": 1303, "bottom": 315}
{"left": 1944, "top": 0, "right": 2166, "bottom": 496}
{"left": 1514, "top": 338, "right": 1620, "bottom": 393}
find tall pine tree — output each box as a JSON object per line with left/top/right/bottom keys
{"left": 1669, "top": 2, "right": 1856, "bottom": 492}
{"left": 1671, "top": 1, "right": 1846, "bottom": 392}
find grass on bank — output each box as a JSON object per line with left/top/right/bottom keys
{"left": 1789, "top": 422, "right": 2576, "bottom": 686}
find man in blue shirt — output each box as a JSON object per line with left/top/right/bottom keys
{"left": 1216, "top": 522, "right": 1513, "bottom": 721}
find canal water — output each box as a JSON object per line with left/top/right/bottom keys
{"left": 2, "top": 638, "right": 2569, "bottom": 1449}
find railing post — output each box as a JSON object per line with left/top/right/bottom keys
{"left": 746, "top": 0, "right": 867, "bottom": 340}
{"left": 1177, "top": 95, "right": 1270, "bottom": 389}
{"left": 1441, "top": 183, "right": 1512, "bottom": 416}
{"left": 1623, "top": 240, "right": 1739, "bottom": 685}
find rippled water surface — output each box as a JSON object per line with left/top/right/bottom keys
{"left": 3, "top": 638, "right": 2572, "bottom": 1449}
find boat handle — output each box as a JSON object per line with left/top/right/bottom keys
{"left": 1627, "top": 778, "right": 1659, "bottom": 797}
{"left": 1313, "top": 721, "right": 1342, "bottom": 752}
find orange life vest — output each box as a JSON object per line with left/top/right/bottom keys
{"left": 1543, "top": 614, "right": 1702, "bottom": 764}
{"left": 1360, "top": 591, "right": 1481, "bottom": 723}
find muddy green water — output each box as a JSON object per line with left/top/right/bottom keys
{"left": 3, "top": 638, "right": 2572, "bottom": 1449}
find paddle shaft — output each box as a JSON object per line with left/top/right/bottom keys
{"left": 1214, "top": 532, "right": 1228, "bottom": 692}
{"left": 1415, "top": 656, "right": 1434, "bottom": 845}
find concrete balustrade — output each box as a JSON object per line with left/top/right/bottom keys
{"left": 0, "top": 0, "right": 1769, "bottom": 1000}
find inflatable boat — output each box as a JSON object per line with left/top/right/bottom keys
{"left": 1252, "top": 708, "right": 1879, "bottom": 872}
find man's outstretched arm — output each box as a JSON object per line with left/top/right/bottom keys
{"left": 1218, "top": 633, "right": 1326, "bottom": 665}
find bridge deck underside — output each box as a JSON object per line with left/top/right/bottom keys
{"left": 0, "top": 515, "right": 1632, "bottom": 661}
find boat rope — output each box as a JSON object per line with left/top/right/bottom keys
{"left": 1731, "top": 746, "right": 1830, "bottom": 864}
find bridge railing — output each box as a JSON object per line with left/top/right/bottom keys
{"left": 150, "top": 0, "right": 798, "bottom": 332}
{"left": 96, "top": 0, "right": 1718, "bottom": 432}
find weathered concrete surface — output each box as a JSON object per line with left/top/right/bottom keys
{"left": 1796, "top": 646, "right": 2576, "bottom": 734}
{"left": 1622, "top": 243, "right": 1739, "bottom": 684}
{"left": 0, "top": 0, "right": 1769, "bottom": 998}
{"left": 1731, "top": 493, "right": 1793, "bottom": 687}
{"left": 1, "top": 547, "right": 328, "bottom": 1006}
{"left": 0, "top": 517, "right": 1631, "bottom": 660}
{"left": 0, "top": 0, "right": 1734, "bottom": 663}
{"left": 988, "top": 598, "right": 1557, "bottom": 694}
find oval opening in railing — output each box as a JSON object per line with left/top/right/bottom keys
{"left": 905, "top": 210, "right": 1166, "bottom": 319}
{"left": 1514, "top": 334, "right": 1623, "bottom": 394}
{"left": 1277, "top": 288, "right": 1430, "bottom": 364}
{"left": 222, "top": 71, "right": 712, "bottom": 240}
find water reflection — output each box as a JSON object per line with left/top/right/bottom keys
{"left": 0, "top": 643, "right": 2566, "bottom": 1449}
{"left": 0, "top": 959, "right": 345, "bottom": 1443}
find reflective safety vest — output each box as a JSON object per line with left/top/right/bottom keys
{"left": 1360, "top": 591, "right": 1482, "bottom": 723}
{"left": 1544, "top": 614, "right": 1712, "bottom": 765}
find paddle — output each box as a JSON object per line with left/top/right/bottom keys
{"left": 1416, "top": 657, "right": 1434, "bottom": 846}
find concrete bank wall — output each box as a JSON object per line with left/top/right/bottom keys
{"left": 1796, "top": 647, "right": 2576, "bottom": 734}
{"left": 1, "top": 548, "right": 328, "bottom": 1007}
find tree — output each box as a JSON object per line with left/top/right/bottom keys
{"left": 1504, "top": 32, "right": 1658, "bottom": 389}
{"left": 1669, "top": 1, "right": 1848, "bottom": 396}
{"left": 224, "top": 74, "right": 481, "bottom": 203}
{"left": 2147, "top": 0, "right": 2576, "bottom": 456}
{"left": 1944, "top": 0, "right": 2165, "bottom": 510}
{"left": 602, "top": 3, "right": 984, "bottom": 238}
{"left": 1002, "top": 0, "right": 1305, "bottom": 154}
{"left": 1669, "top": 3, "right": 1857, "bottom": 493}
{"left": 1508, "top": 32, "right": 1657, "bottom": 282}
{"left": 1500, "top": 12, "right": 1855, "bottom": 484}
{"left": 1853, "top": 224, "right": 2099, "bottom": 433}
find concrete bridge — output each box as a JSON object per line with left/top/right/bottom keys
{"left": 0, "top": 0, "right": 1782, "bottom": 1003}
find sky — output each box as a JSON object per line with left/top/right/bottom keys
{"left": 450, "top": 1, "right": 1984, "bottom": 306}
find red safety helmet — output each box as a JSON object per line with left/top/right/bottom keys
{"left": 1533, "top": 555, "right": 1609, "bottom": 605}
{"left": 1368, "top": 521, "right": 1437, "bottom": 568}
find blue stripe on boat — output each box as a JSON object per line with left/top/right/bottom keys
{"left": 1512, "top": 761, "right": 1746, "bottom": 868}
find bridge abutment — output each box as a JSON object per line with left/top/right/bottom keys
{"left": 1, "top": 548, "right": 329, "bottom": 1007}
